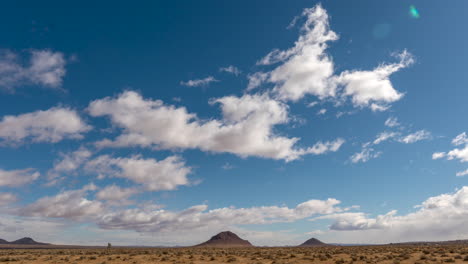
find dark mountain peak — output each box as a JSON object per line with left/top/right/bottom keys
{"left": 10, "top": 237, "right": 47, "bottom": 245}
{"left": 0, "top": 238, "right": 8, "bottom": 244}
{"left": 195, "top": 231, "right": 253, "bottom": 247}
{"left": 299, "top": 237, "right": 328, "bottom": 247}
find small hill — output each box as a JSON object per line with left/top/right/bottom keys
{"left": 0, "top": 239, "right": 8, "bottom": 244}
{"left": 195, "top": 231, "right": 253, "bottom": 247}
{"left": 299, "top": 237, "right": 328, "bottom": 247}
{"left": 9, "top": 237, "right": 48, "bottom": 245}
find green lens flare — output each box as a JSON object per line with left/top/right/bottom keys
{"left": 409, "top": 5, "right": 420, "bottom": 18}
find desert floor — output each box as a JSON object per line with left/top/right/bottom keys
{"left": 1, "top": 245, "right": 468, "bottom": 263}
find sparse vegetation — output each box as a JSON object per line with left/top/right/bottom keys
{"left": 1, "top": 245, "right": 468, "bottom": 263}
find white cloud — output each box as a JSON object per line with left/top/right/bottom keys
{"left": 85, "top": 155, "right": 191, "bottom": 191}
{"left": 249, "top": 4, "right": 412, "bottom": 112}
{"left": 88, "top": 91, "right": 343, "bottom": 161}
{"left": 0, "top": 193, "right": 17, "bottom": 206}
{"left": 180, "top": 76, "right": 219, "bottom": 87}
{"left": 97, "top": 198, "right": 346, "bottom": 233}
{"left": 18, "top": 184, "right": 102, "bottom": 220}
{"left": 446, "top": 146, "right": 468, "bottom": 162}
{"left": 247, "top": 72, "right": 268, "bottom": 90}
{"left": 96, "top": 185, "right": 139, "bottom": 203}
{"left": 433, "top": 133, "right": 468, "bottom": 164}
{"left": 350, "top": 147, "right": 381, "bottom": 163}
{"left": 219, "top": 65, "right": 241, "bottom": 76}
{"left": 432, "top": 152, "right": 446, "bottom": 160}
{"left": 0, "top": 107, "right": 91, "bottom": 144}
{"left": 335, "top": 50, "right": 413, "bottom": 111}
{"left": 317, "top": 108, "right": 327, "bottom": 115}
{"left": 47, "top": 147, "right": 92, "bottom": 184}
{"left": 384, "top": 117, "right": 400, "bottom": 128}
{"left": 398, "top": 130, "right": 431, "bottom": 144}
{"left": 373, "top": 131, "right": 399, "bottom": 145}
{"left": 0, "top": 168, "right": 40, "bottom": 187}
{"left": 452, "top": 132, "right": 468, "bottom": 146}
{"left": 0, "top": 49, "right": 66, "bottom": 91}
{"left": 456, "top": 169, "right": 468, "bottom": 177}
{"left": 255, "top": 5, "right": 338, "bottom": 101}
{"left": 307, "top": 101, "right": 318, "bottom": 108}
{"left": 314, "top": 187, "right": 468, "bottom": 243}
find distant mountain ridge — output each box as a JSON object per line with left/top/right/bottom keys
{"left": 0, "top": 237, "right": 48, "bottom": 245}
{"left": 195, "top": 231, "right": 253, "bottom": 247}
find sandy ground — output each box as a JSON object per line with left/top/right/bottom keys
{"left": 1, "top": 245, "right": 468, "bottom": 263}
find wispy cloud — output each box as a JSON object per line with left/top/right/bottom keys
{"left": 180, "top": 76, "right": 219, "bottom": 87}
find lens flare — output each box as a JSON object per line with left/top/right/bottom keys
{"left": 409, "top": 5, "right": 420, "bottom": 18}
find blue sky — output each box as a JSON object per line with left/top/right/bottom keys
{"left": 1, "top": 0, "right": 468, "bottom": 246}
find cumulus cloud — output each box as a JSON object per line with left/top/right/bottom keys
{"left": 254, "top": 4, "right": 338, "bottom": 101}
{"left": 180, "top": 76, "right": 219, "bottom": 87}
{"left": 0, "top": 49, "right": 66, "bottom": 91}
{"left": 98, "top": 198, "right": 346, "bottom": 233}
{"left": 249, "top": 4, "right": 412, "bottom": 112}
{"left": 432, "top": 152, "right": 446, "bottom": 160}
{"left": 456, "top": 169, "right": 468, "bottom": 177}
{"left": 88, "top": 91, "right": 343, "bottom": 161}
{"left": 47, "top": 147, "right": 92, "bottom": 184}
{"left": 85, "top": 155, "right": 191, "bottom": 191}
{"left": 452, "top": 132, "right": 468, "bottom": 146}
{"left": 0, "top": 168, "right": 40, "bottom": 187}
{"left": 0, "top": 107, "right": 91, "bottom": 144}
{"left": 18, "top": 184, "right": 102, "bottom": 220}
{"left": 219, "top": 65, "right": 241, "bottom": 76}
{"left": 314, "top": 187, "right": 468, "bottom": 243}
{"left": 398, "top": 130, "right": 431, "bottom": 144}
{"left": 433, "top": 133, "right": 468, "bottom": 164}
{"left": 96, "top": 185, "right": 139, "bottom": 204}
{"left": 334, "top": 50, "right": 414, "bottom": 111}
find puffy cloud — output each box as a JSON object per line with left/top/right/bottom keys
{"left": 0, "top": 107, "right": 91, "bottom": 144}
{"left": 433, "top": 133, "right": 468, "bottom": 164}
{"left": 249, "top": 4, "right": 412, "bottom": 111}
{"left": 95, "top": 185, "right": 139, "bottom": 204}
{"left": 398, "top": 130, "right": 431, "bottom": 144}
{"left": 85, "top": 155, "right": 191, "bottom": 191}
{"left": 97, "top": 198, "right": 346, "bottom": 233}
{"left": 446, "top": 146, "right": 468, "bottom": 162}
{"left": 452, "top": 132, "right": 468, "bottom": 146}
{"left": 88, "top": 91, "right": 343, "bottom": 161}
{"left": 0, "top": 168, "right": 40, "bottom": 187}
{"left": 18, "top": 184, "right": 102, "bottom": 220}
{"left": 247, "top": 72, "right": 269, "bottom": 90}
{"left": 0, "top": 49, "right": 66, "bottom": 91}
{"left": 180, "top": 76, "right": 219, "bottom": 87}
{"left": 456, "top": 169, "right": 468, "bottom": 177}
{"left": 432, "top": 152, "right": 446, "bottom": 160}
{"left": 315, "top": 187, "right": 468, "bottom": 243}
{"left": 219, "top": 65, "right": 241, "bottom": 76}
{"left": 335, "top": 51, "right": 414, "bottom": 110}
{"left": 299, "top": 186, "right": 468, "bottom": 244}
{"left": 384, "top": 117, "right": 400, "bottom": 128}
{"left": 254, "top": 5, "right": 338, "bottom": 101}
{"left": 47, "top": 147, "right": 92, "bottom": 184}
{"left": 0, "top": 193, "right": 17, "bottom": 206}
